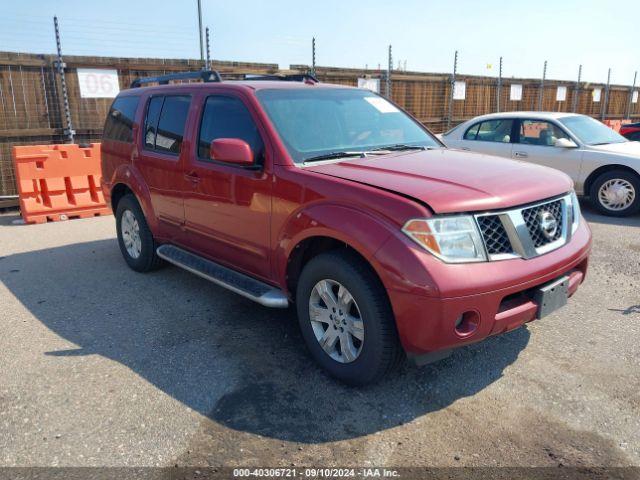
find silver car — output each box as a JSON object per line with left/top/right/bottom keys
{"left": 441, "top": 112, "right": 640, "bottom": 216}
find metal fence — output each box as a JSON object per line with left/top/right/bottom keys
{"left": 1, "top": 42, "right": 639, "bottom": 197}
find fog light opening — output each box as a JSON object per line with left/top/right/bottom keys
{"left": 454, "top": 311, "right": 480, "bottom": 337}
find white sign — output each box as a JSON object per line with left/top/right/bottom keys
{"left": 77, "top": 68, "right": 120, "bottom": 98}
{"left": 593, "top": 88, "right": 602, "bottom": 103}
{"left": 510, "top": 84, "right": 523, "bottom": 101}
{"left": 633, "top": 90, "right": 639, "bottom": 104}
{"left": 453, "top": 81, "right": 466, "bottom": 100}
{"left": 364, "top": 96, "right": 399, "bottom": 113}
{"left": 556, "top": 86, "right": 567, "bottom": 102}
{"left": 357, "top": 77, "right": 380, "bottom": 93}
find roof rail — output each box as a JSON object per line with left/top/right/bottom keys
{"left": 242, "top": 73, "right": 319, "bottom": 84}
{"left": 130, "top": 70, "right": 222, "bottom": 88}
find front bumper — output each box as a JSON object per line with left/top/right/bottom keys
{"left": 373, "top": 218, "right": 592, "bottom": 356}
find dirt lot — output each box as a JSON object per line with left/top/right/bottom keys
{"left": 0, "top": 203, "right": 639, "bottom": 473}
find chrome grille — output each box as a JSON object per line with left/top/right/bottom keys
{"left": 522, "top": 200, "right": 563, "bottom": 248}
{"left": 475, "top": 194, "right": 572, "bottom": 261}
{"left": 476, "top": 215, "right": 512, "bottom": 254}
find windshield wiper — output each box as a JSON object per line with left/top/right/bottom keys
{"left": 303, "top": 151, "right": 365, "bottom": 163}
{"left": 369, "top": 144, "right": 428, "bottom": 152}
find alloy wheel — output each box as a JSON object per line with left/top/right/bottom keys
{"left": 308, "top": 279, "right": 364, "bottom": 363}
{"left": 121, "top": 210, "right": 142, "bottom": 259}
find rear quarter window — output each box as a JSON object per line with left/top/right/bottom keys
{"left": 104, "top": 96, "right": 140, "bottom": 143}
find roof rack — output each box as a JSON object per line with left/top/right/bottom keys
{"left": 242, "top": 73, "right": 319, "bottom": 84}
{"left": 130, "top": 70, "right": 222, "bottom": 88}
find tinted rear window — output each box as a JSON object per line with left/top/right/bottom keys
{"left": 104, "top": 96, "right": 140, "bottom": 143}
{"left": 143, "top": 95, "right": 191, "bottom": 155}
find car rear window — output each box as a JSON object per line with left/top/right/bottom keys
{"left": 143, "top": 95, "right": 191, "bottom": 155}
{"left": 104, "top": 96, "right": 140, "bottom": 143}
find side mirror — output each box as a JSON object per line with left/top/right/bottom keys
{"left": 210, "top": 138, "right": 254, "bottom": 166}
{"left": 555, "top": 138, "right": 578, "bottom": 148}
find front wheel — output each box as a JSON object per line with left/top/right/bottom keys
{"left": 295, "top": 250, "right": 403, "bottom": 385}
{"left": 590, "top": 170, "right": 640, "bottom": 217}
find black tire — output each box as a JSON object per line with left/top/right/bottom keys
{"left": 590, "top": 169, "right": 640, "bottom": 217}
{"left": 295, "top": 250, "right": 403, "bottom": 385}
{"left": 115, "top": 194, "right": 163, "bottom": 272}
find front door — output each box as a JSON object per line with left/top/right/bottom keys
{"left": 511, "top": 119, "right": 583, "bottom": 180}
{"left": 134, "top": 94, "right": 192, "bottom": 239}
{"left": 182, "top": 92, "right": 272, "bottom": 281}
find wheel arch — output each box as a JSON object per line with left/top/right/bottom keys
{"left": 110, "top": 183, "right": 133, "bottom": 212}
{"left": 286, "top": 235, "right": 386, "bottom": 303}
{"left": 277, "top": 204, "right": 397, "bottom": 301}
{"left": 107, "top": 164, "right": 157, "bottom": 231}
{"left": 584, "top": 164, "right": 640, "bottom": 197}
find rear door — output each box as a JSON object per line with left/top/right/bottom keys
{"left": 452, "top": 118, "right": 515, "bottom": 158}
{"left": 182, "top": 91, "right": 273, "bottom": 281}
{"left": 511, "top": 118, "right": 583, "bottom": 179}
{"left": 134, "top": 94, "right": 191, "bottom": 239}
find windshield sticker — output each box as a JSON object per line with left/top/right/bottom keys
{"left": 365, "top": 97, "right": 400, "bottom": 113}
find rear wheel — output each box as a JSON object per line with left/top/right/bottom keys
{"left": 296, "top": 250, "right": 403, "bottom": 385}
{"left": 590, "top": 170, "right": 640, "bottom": 217}
{"left": 115, "top": 194, "right": 163, "bottom": 272}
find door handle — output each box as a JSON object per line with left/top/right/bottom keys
{"left": 184, "top": 171, "right": 201, "bottom": 184}
{"left": 514, "top": 151, "right": 529, "bottom": 158}
{"left": 461, "top": 147, "right": 470, "bottom": 151}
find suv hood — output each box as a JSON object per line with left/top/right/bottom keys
{"left": 306, "top": 149, "right": 573, "bottom": 214}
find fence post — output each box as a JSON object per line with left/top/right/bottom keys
{"left": 602, "top": 68, "right": 611, "bottom": 121}
{"left": 538, "top": 60, "right": 547, "bottom": 111}
{"left": 197, "top": 0, "right": 204, "bottom": 66}
{"left": 626, "top": 71, "right": 637, "bottom": 120}
{"left": 496, "top": 56, "right": 503, "bottom": 113}
{"left": 386, "top": 45, "right": 392, "bottom": 99}
{"left": 312, "top": 37, "right": 316, "bottom": 76}
{"left": 447, "top": 50, "right": 458, "bottom": 130}
{"left": 205, "top": 27, "right": 211, "bottom": 70}
{"left": 572, "top": 64, "right": 582, "bottom": 113}
{"left": 53, "top": 16, "right": 74, "bottom": 144}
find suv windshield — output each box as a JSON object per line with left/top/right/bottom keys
{"left": 256, "top": 88, "right": 440, "bottom": 163}
{"left": 559, "top": 115, "right": 627, "bottom": 146}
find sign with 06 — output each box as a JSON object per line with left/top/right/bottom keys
{"left": 77, "top": 69, "right": 120, "bottom": 98}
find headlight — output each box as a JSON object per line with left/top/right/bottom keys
{"left": 402, "top": 215, "right": 487, "bottom": 263}
{"left": 570, "top": 191, "right": 581, "bottom": 234}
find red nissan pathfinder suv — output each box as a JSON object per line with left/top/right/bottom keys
{"left": 101, "top": 71, "right": 591, "bottom": 385}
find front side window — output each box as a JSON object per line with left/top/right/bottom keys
{"left": 559, "top": 115, "right": 627, "bottom": 146}
{"left": 143, "top": 95, "right": 191, "bottom": 155}
{"left": 518, "top": 120, "right": 570, "bottom": 147}
{"left": 198, "top": 96, "right": 265, "bottom": 163}
{"left": 464, "top": 119, "right": 514, "bottom": 143}
{"left": 104, "top": 96, "right": 140, "bottom": 143}
{"left": 256, "top": 88, "right": 440, "bottom": 163}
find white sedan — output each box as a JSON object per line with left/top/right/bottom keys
{"left": 441, "top": 112, "right": 640, "bottom": 216}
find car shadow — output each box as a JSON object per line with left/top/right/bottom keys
{"left": 0, "top": 238, "right": 530, "bottom": 443}
{"left": 580, "top": 199, "right": 640, "bottom": 228}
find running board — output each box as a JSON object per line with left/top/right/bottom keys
{"left": 156, "top": 245, "right": 289, "bottom": 308}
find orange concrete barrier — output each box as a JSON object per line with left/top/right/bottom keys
{"left": 11, "top": 143, "right": 111, "bottom": 224}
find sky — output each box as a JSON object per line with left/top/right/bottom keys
{"left": 1, "top": 0, "right": 637, "bottom": 85}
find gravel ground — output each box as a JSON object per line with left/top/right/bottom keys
{"left": 0, "top": 203, "right": 638, "bottom": 472}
